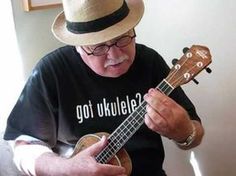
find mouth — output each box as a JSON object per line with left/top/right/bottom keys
{"left": 108, "top": 62, "right": 123, "bottom": 68}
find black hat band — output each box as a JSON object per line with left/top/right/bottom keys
{"left": 66, "top": 1, "right": 130, "bottom": 34}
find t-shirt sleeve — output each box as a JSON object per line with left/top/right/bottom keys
{"left": 4, "top": 57, "right": 58, "bottom": 147}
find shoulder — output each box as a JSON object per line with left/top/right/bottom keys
{"left": 25, "top": 46, "right": 75, "bottom": 86}
{"left": 34, "top": 45, "right": 78, "bottom": 74}
{"left": 135, "top": 43, "right": 170, "bottom": 73}
{"left": 136, "top": 43, "right": 161, "bottom": 58}
{"left": 40, "top": 45, "right": 75, "bottom": 65}
{"left": 135, "top": 44, "right": 168, "bottom": 66}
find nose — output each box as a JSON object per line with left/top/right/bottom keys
{"left": 107, "top": 45, "right": 123, "bottom": 59}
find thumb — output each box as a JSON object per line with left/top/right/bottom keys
{"left": 85, "top": 135, "right": 107, "bottom": 156}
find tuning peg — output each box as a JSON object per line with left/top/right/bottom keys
{"left": 172, "top": 58, "right": 178, "bottom": 65}
{"left": 183, "top": 47, "right": 190, "bottom": 54}
{"left": 205, "top": 67, "right": 212, "bottom": 73}
{"left": 193, "top": 79, "right": 199, "bottom": 85}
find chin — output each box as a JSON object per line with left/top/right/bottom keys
{"left": 99, "top": 71, "right": 124, "bottom": 78}
{"left": 96, "top": 69, "right": 126, "bottom": 78}
{"left": 107, "top": 73, "right": 124, "bottom": 78}
{"left": 106, "top": 67, "right": 130, "bottom": 78}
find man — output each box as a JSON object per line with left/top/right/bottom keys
{"left": 4, "top": 0, "right": 204, "bottom": 175}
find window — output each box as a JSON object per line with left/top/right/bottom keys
{"left": 0, "top": 1, "right": 24, "bottom": 135}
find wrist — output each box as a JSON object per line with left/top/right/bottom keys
{"left": 175, "top": 122, "right": 196, "bottom": 147}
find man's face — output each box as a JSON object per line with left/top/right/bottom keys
{"left": 76, "top": 30, "right": 136, "bottom": 78}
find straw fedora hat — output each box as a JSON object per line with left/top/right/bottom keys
{"left": 52, "top": 0, "right": 144, "bottom": 46}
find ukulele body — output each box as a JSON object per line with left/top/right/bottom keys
{"left": 71, "top": 132, "right": 132, "bottom": 175}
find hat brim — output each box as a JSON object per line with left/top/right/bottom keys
{"left": 52, "top": 0, "right": 144, "bottom": 46}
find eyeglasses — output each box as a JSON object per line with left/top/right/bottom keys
{"left": 81, "top": 30, "right": 136, "bottom": 56}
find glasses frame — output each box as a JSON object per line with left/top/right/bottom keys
{"left": 81, "top": 29, "right": 136, "bottom": 56}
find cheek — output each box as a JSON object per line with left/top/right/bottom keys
{"left": 127, "top": 43, "right": 136, "bottom": 62}
{"left": 76, "top": 47, "right": 109, "bottom": 75}
{"left": 84, "top": 55, "right": 108, "bottom": 75}
{"left": 86, "top": 57, "right": 105, "bottom": 71}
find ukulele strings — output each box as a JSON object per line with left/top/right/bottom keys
{"left": 168, "top": 64, "right": 198, "bottom": 88}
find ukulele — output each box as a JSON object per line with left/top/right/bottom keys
{"left": 71, "top": 45, "right": 212, "bottom": 175}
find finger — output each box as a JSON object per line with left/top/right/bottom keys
{"left": 144, "top": 91, "right": 172, "bottom": 118}
{"left": 85, "top": 135, "right": 107, "bottom": 156}
{"left": 145, "top": 88, "right": 172, "bottom": 107}
{"left": 144, "top": 91, "right": 163, "bottom": 112}
{"left": 148, "top": 88, "right": 179, "bottom": 107}
{"left": 144, "top": 113, "right": 167, "bottom": 134}
{"left": 146, "top": 105, "right": 168, "bottom": 126}
{"left": 98, "top": 164, "right": 126, "bottom": 176}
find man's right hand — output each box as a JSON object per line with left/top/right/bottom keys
{"left": 35, "top": 136, "right": 127, "bottom": 176}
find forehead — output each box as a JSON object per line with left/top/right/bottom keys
{"left": 112, "top": 30, "right": 133, "bottom": 40}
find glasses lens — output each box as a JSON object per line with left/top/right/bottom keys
{"left": 116, "top": 36, "right": 132, "bottom": 48}
{"left": 93, "top": 45, "right": 109, "bottom": 56}
{"left": 85, "top": 30, "right": 136, "bottom": 56}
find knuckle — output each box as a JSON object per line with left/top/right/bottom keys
{"left": 90, "top": 165, "right": 101, "bottom": 175}
{"left": 159, "top": 107, "right": 169, "bottom": 115}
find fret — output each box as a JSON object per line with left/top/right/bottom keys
{"left": 108, "top": 144, "right": 116, "bottom": 153}
{"left": 109, "top": 140, "right": 121, "bottom": 150}
{"left": 157, "top": 79, "right": 174, "bottom": 95}
{"left": 112, "top": 135, "right": 124, "bottom": 144}
{"left": 100, "top": 158, "right": 106, "bottom": 164}
{"left": 126, "top": 124, "right": 134, "bottom": 133}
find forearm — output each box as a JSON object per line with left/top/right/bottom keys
{"left": 35, "top": 152, "right": 69, "bottom": 176}
{"left": 12, "top": 135, "right": 65, "bottom": 176}
{"left": 14, "top": 142, "right": 70, "bottom": 176}
{"left": 13, "top": 142, "right": 53, "bottom": 175}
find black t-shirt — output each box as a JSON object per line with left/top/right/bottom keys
{"left": 4, "top": 44, "right": 200, "bottom": 176}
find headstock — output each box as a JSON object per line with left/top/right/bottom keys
{"left": 166, "top": 45, "right": 212, "bottom": 88}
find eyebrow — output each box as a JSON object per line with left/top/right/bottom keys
{"left": 87, "top": 29, "right": 133, "bottom": 49}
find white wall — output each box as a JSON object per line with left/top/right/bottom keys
{"left": 9, "top": 0, "right": 236, "bottom": 175}
{"left": 11, "top": 0, "right": 63, "bottom": 78}
{"left": 136, "top": 0, "right": 236, "bottom": 175}
{"left": 0, "top": 0, "right": 63, "bottom": 135}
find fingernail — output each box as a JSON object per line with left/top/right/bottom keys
{"left": 143, "top": 93, "right": 149, "bottom": 100}
{"left": 149, "top": 88, "right": 155, "bottom": 93}
{"left": 101, "top": 135, "right": 106, "bottom": 142}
